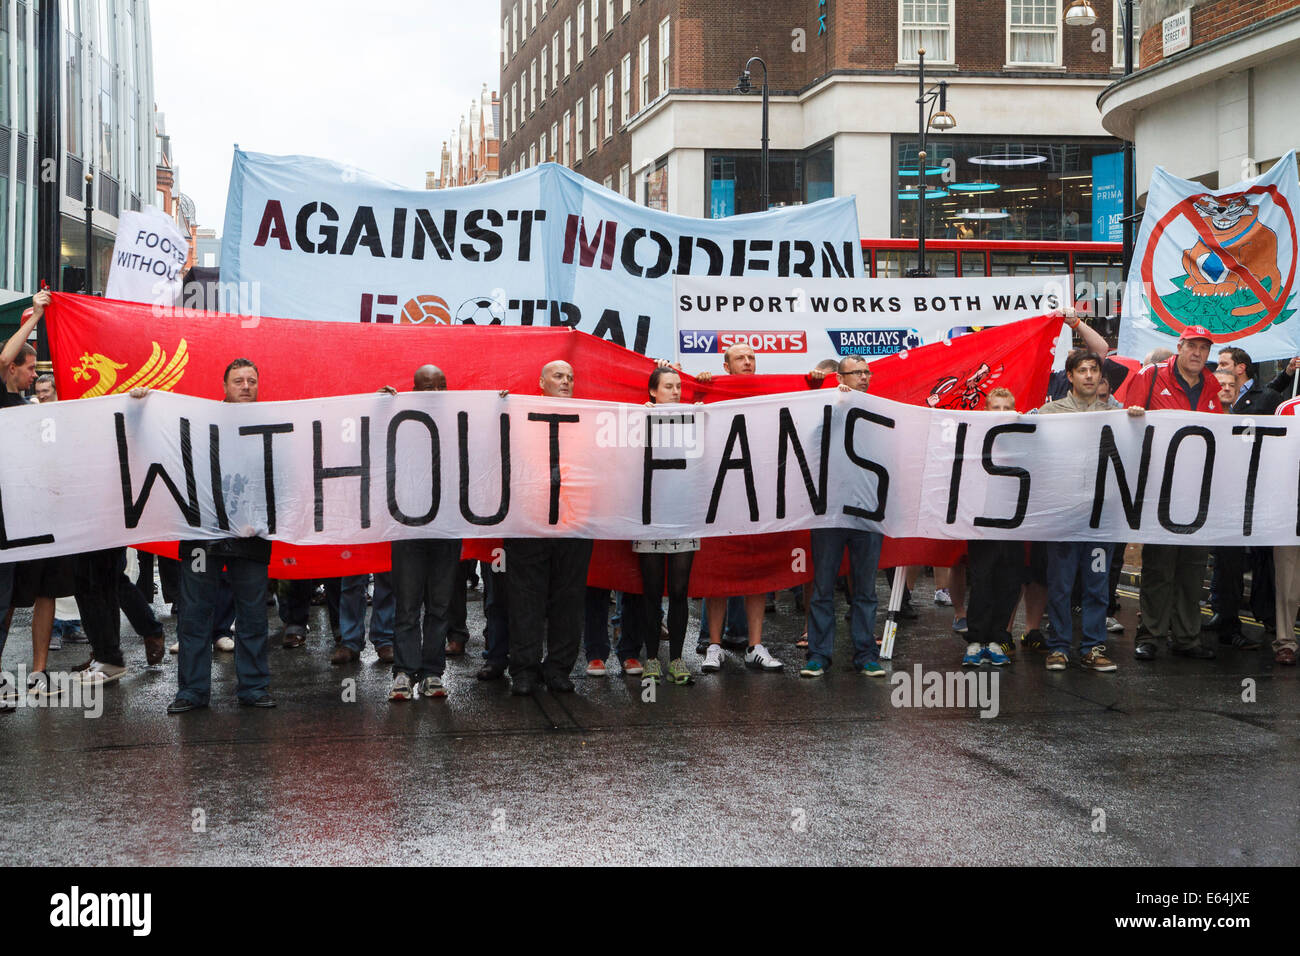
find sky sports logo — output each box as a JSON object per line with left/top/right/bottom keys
{"left": 827, "top": 328, "right": 925, "bottom": 356}
{"left": 678, "top": 330, "right": 807, "bottom": 354}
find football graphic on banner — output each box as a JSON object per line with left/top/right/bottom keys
{"left": 1120, "top": 151, "right": 1299, "bottom": 361}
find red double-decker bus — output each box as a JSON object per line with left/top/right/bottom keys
{"left": 861, "top": 238, "right": 1126, "bottom": 332}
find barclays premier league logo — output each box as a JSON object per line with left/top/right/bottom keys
{"left": 826, "top": 328, "right": 924, "bottom": 357}
{"left": 1142, "top": 186, "right": 1297, "bottom": 340}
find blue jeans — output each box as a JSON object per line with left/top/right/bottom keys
{"left": 340, "top": 573, "right": 395, "bottom": 652}
{"left": 583, "top": 588, "right": 649, "bottom": 661}
{"left": 1045, "top": 541, "right": 1113, "bottom": 653}
{"left": 175, "top": 551, "right": 270, "bottom": 705}
{"left": 807, "top": 528, "right": 883, "bottom": 668}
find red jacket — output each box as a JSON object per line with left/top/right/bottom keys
{"left": 1118, "top": 359, "right": 1222, "bottom": 413}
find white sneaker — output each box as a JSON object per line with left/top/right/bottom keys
{"left": 417, "top": 675, "right": 447, "bottom": 698}
{"left": 76, "top": 661, "right": 126, "bottom": 685}
{"left": 215, "top": 636, "right": 235, "bottom": 652}
{"left": 934, "top": 588, "right": 952, "bottom": 607}
{"left": 388, "top": 673, "right": 413, "bottom": 701}
{"left": 701, "top": 643, "right": 725, "bottom": 672}
{"left": 744, "top": 643, "right": 784, "bottom": 671}
{"left": 168, "top": 641, "right": 179, "bottom": 654}
{"left": 1106, "top": 617, "right": 1124, "bottom": 633}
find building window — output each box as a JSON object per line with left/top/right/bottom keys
{"left": 1007, "top": 0, "right": 1060, "bottom": 66}
{"left": 539, "top": 131, "right": 547, "bottom": 164}
{"left": 658, "top": 17, "right": 671, "bottom": 92}
{"left": 899, "top": 1, "right": 954, "bottom": 63}
{"left": 639, "top": 35, "right": 651, "bottom": 106}
{"left": 706, "top": 144, "right": 834, "bottom": 217}
{"left": 645, "top": 159, "right": 668, "bottom": 210}
{"left": 562, "top": 111, "right": 571, "bottom": 165}
{"left": 529, "top": 143, "right": 537, "bottom": 167}
{"left": 531, "top": 0, "right": 538, "bottom": 31}
{"left": 503, "top": 90, "right": 511, "bottom": 137}
{"left": 623, "top": 0, "right": 631, "bottom": 16}
{"left": 532, "top": 59, "right": 539, "bottom": 112}
{"left": 575, "top": 100, "right": 584, "bottom": 163}
{"left": 606, "top": 0, "right": 615, "bottom": 34}
{"left": 590, "top": 0, "right": 600, "bottom": 48}
{"left": 603, "top": 175, "right": 613, "bottom": 191}
{"left": 503, "top": 18, "right": 510, "bottom": 64}
{"left": 542, "top": 0, "right": 548, "bottom": 13}
{"left": 1113, "top": 0, "right": 1140, "bottom": 69}
{"left": 512, "top": 81, "right": 519, "bottom": 131}
{"left": 620, "top": 163, "right": 630, "bottom": 197}
{"left": 604, "top": 70, "right": 615, "bottom": 138}
{"left": 564, "top": 17, "right": 572, "bottom": 73}
{"left": 620, "top": 54, "right": 632, "bottom": 122}
{"left": 552, "top": 32, "right": 560, "bottom": 85}
{"left": 589, "top": 85, "right": 599, "bottom": 151}
{"left": 577, "top": 3, "right": 585, "bottom": 61}
{"left": 540, "top": 48, "right": 549, "bottom": 96}
{"left": 513, "top": 3, "right": 519, "bottom": 54}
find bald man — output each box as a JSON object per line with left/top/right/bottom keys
{"left": 503, "top": 360, "right": 593, "bottom": 695}
{"left": 383, "top": 364, "right": 464, "bottom": 699}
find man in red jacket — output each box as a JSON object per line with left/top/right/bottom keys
{"left": 1124, "top": 326, "right": 1222, "bottom": 661}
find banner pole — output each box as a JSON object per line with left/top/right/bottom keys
{"left": 879, "top": 566, "right": 907, "bottom": 660}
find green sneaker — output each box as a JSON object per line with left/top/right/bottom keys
{"left": 859, "top": 661, "right": 886, "bottom": 678}
{"left": 642, "top": 659, "right": 662, "bottom": 682}
{"left": 666, "top": 658, "right": 691, "bottom": 685}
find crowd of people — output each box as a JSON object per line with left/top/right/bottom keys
{"left": 1, "top": 290, "right": 1295, "bottom": 715}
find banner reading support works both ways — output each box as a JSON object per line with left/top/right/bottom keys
{"left": 1, "top": 388, "right": 1291, "bottom": 565}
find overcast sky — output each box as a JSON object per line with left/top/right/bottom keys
{"left": 149, "top": 0, "right": 500, "bottom": 234}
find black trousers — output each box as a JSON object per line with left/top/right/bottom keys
{"left": 505, "top": 538, "right": 593, "bottom": 679}
{"left": 447, "top": 559, "right": 475, "bottom": 644}
{"left": 276, "top": 578, "right": 315, "bottom": 629}
{"left": 118, "top": 564, "right": 161, "bottom": 639}
{"left": 75, "top": 548, "right": 125, "bottom": 667}
{"left": 966, "top": 539, "right": 1025, "bottom": 646}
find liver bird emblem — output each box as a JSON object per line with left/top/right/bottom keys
{"left": 71, "top": 339, "right": 190, "bottom": 397}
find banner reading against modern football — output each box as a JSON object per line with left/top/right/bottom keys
{"left": 220, "top": 150, "right": 861, "bottom": 359}
{"left": 673, "top": 275, "right": 1072, "bottom": 374}
{"left": 3, "top": 388, "right": 1298, "bottom": 564}
{"left": 1119, "top": 150, "right": 1299, "bottom": 361}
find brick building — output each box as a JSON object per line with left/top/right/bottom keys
{"left": 430, "top": 84, "right": 502, "bottom": 189}
{"left": 499, "top": 0, "right": 1131, "bottom": 251}
{"left": 1101, "top": 0, "right": 1300, "bottom": 195}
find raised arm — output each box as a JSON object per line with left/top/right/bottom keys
{"left": 0, "top": 289, "right": 48, "bottom": 368}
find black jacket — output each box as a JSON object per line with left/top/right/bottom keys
{"left": 1232, "top": 381, "right": 1283, "bottom": 415}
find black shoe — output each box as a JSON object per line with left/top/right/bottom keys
{"left": 240, "top": 694, "right": 277, "bottom": 708}
{"left": 765, "top": 599, "right": 776, "bottom": 614}
{"left": 1021, "top": 629, "right": 1048, "bottom": 652}
{"left": 695, "top": 641, "right": 709, "bottom": 655}
{"left": 1172, "top": 644, "right": 1216, "bottom": 660}
{"left": 1134, "top": 640, "right": 1157, "bottom": 660}
{"left": 477, "top": 660, "right": 508, "bottom": 681}
{"left": 1222, "top": 632, "right": 1262, "bottom": 650}
{"left": 1203, "top": 612, "right": 1223, "bottom": 631}
{"left": 720, "top": 637, "right": 748, "bottom": 651}
{"left": 167, "top": 697, "right": 206, "bottom": 714}
{"left": 545, "top": 673, "right": 576, "bottom": 693}
{"left": 897, "top": 603, "right": 919, "bottom": 621}
{"left": 510, "top": 672, "right": 539, "bottom": 696}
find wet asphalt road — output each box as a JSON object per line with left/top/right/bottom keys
{"left": 1, "top": 576, "right": 1296, "bottom": 866}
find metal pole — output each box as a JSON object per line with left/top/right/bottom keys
{"left": 35, "top": 0, "right": 61, "bottom": 360}
{"left": 760, "top": 63, "right": 769, "bottom": 212}
{"left": 917, "top": 49, "right": 927, "bottom": 277}
{"left": 1121, "top": 0, "right": 1135, "bottom": 276}
{"left": 84, "top": 171, "right": 94, "bottom": 293}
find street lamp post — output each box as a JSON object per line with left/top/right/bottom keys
{"left": 84, "top": 171, "right": 95, "bottom": 293}
{"left": 911, "top": 49, "right": 956, "bottom": 277}
{"left": 736, "top": 57, "right": 769, "bottom": 212}
{"left": 1066, "top": 0, "right": 1136, "bottom": 275}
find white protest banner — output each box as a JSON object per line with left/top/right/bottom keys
{"left": 0, "top": 390, "right": 1293, "bottom": 560}
{"left": 104, "top": 207, "right": 191, "bottom": 306}
{"left": 673, "top": 275, "right": 1072, "bottom": 374}
{"left": 1120, "top": 151, "right": 1299, "bottom": 362}
{"left": 220, "top": 151, "right": 861, "bottom": 358}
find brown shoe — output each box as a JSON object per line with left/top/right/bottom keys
{"left": 281, "top": 627, "right": 307, "bottom": 649}
{"left": 1276, "top": 646, "right": 1297, "bottom": 665}
{"left": 330, "top": 645, "right": 359, "bottom": 666}
{"left": 446, "top": 640, "right": 466, "bottom": 658}
{"left": 375, "top": 644, "right": 394, "bottom": 664}
{"left": 144, "top": 632, "right": 165, "bottom": 666}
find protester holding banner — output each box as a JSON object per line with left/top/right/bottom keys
{"left": 385, "top": 365, "right": 462, "bottom": 701}
{"left": 800, "top": 357, "right": 886, "bottom": 680}
{"left": 505, "top": 361, "right": 594, "bottom": 696}
{"left": 960, "top": 387, "right": 1023, "bottom": 669}
{"left": 162, "top": 358, "right": 277, "bottom": 712}
{"left": 1039, "top": 351, "right": 1119, "bottom": 673}
{"left": 635, "top": 366, "right": 700, "bottom": 686}
{"left": 1126, "top": 327, "right": 1223, "bottom": 662}
{"left": 1273, "top": 396, "right": 1300, "bottom": 665}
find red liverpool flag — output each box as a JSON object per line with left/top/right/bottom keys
{"left": 43, "top": 294, "right": 1060, "bottom": 588}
